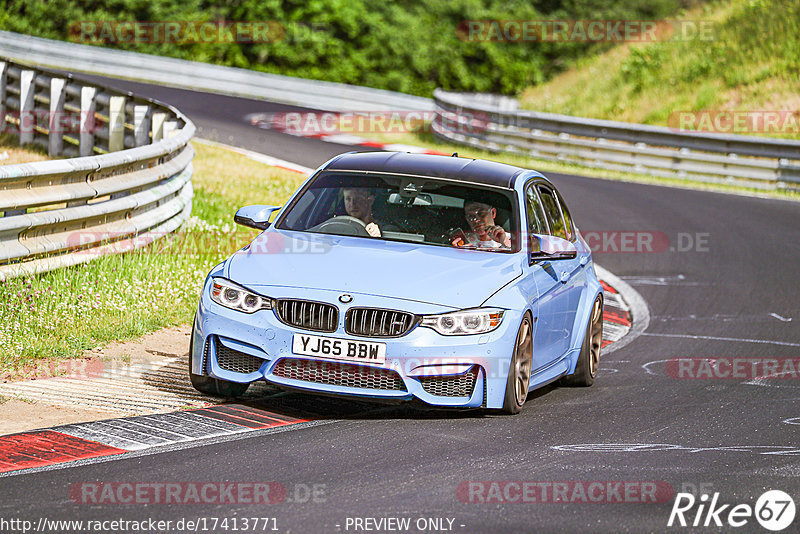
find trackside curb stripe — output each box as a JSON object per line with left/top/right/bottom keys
{"left": 0, "top": 430, "right": 126, "bottom": 473}
{"left": 1, "top": 405, "right": 309, "bottom": 473}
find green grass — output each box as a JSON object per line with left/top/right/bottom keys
{"left": 519, "top": 0, "right": 800, "bottom": 140}
{"left": 0, "top": 141, "right": 305, "bottom": 379}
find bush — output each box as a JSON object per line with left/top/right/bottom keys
{"left": 0, "top": 0, "right": 696, "bottom": 96}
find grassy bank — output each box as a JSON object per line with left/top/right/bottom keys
{"left": 0, "top": 141, "right": 305, "bottom": 379}
{"left": 519, "top": 0, "right": 800, "bottom": 139}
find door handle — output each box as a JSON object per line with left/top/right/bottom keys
{"left": 580, "top": 255, "right": 588, "bottom": 266}
{"left": 560, "top": 271, "right": 570, "bottom": 283}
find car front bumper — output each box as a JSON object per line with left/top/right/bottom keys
{"left": 192, "top": 280, "right": 522, "bottom": 410}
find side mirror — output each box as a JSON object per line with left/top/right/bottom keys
{"left": 530, "top": 234, "right": 578, "bottom": 262}
{"left": 234, "top": 205, "right": 281, "bottom": 230}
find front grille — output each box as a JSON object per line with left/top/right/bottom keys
{"left": 345, "top": 307, "right": 416, "bottom": 338}
{"left": 418, "top": 367, "right": 479, "bottom": 397}
{"left": 215, "top": 339, "right": 265, "bottom": 374}
{"left": 275, "top": 299, "right": 338, "bottom": 332}
{"left": 272, "top": 358, "right": 406, "bottom": 391}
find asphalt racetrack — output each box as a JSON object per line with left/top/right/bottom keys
{"left": 3, "top": 76, "right": 799, "bottom": 533}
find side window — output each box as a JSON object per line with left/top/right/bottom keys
{"left": 555, "top": 189, "right": 575, "bottom": 241}
{"left": 525, "top": 184, "right": 548, "bottom": 253}
{"left": 525, "top": 184, "right": 548, "bottom": 235}
{"left": 538, "top": 186, "right": 567, "bottom": 240}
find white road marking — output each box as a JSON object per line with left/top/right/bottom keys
{"left": 784, "top": 418, "right": 800, "bottom": 425}
{"left": 641, "top": 332, "right": 800, "bottom": 347}
{"left": 551, "top": 443, "right": 800, "bottom": 456}
{"left": 744, "top": 374, "right": 800, "bottom": 389}
{"left": 619, "top": 274, "right": 704, "bottom": 286}
{"left": 770, "top": 313, "right": 793, "bottom": 322}
{"left": 653, "top": 313, "right": 794, "bottom": 323}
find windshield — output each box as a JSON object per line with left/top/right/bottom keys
{"left": 277, "top": 172, "right": 518, "bottom": 252}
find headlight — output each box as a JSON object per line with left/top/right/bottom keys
{"left": 420, "top": 308, "right": 504, "bottom": 335}
{"left": 210, "top": 278, "right": 272, "bottom": 313}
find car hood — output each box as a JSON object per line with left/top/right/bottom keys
{"left": 224, "top": 229, "right": 523, "bottom": 309}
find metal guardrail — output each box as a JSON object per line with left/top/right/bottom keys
{"left": 0, "top": 58, "right": 195, "bottom": 280}
{"left": 0, "top": 30, "right": 433, "bottom": 113}
{"left": 433, "top": 90, "right": 800, "bottom": 190}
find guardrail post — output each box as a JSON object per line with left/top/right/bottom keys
{"left": 80, "top": 86, "right": 96, "bottom": 156}
{"left": 48, "top": 77, "right": 66, "bottom": 156}
{"left": 133, "top": 104, "right": 150, "bottom": 146}
{"left": 108, "top": 96, "right": 125, "bottom": 152}
{"left": 19, "top": 70, "right": 35, "bottom": 146}
{"left": 0, "top": 61, "right": 6, "bottom": 134}
{"left": 151, "top": 112, "right": 166, "bottom": 142}
{"left": 163, "top": 120, "right": 178, "bottom": 139}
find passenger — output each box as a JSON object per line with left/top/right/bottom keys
{"left": 452, "top": 201, "right": 511, "bottom": 248}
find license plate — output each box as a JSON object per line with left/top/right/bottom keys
{"left": 292, "top": 333, "right": 386, "bottom": 364}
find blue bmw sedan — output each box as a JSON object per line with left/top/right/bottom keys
{"left": 189, "top": 151, "right": 603, "bottom": 414}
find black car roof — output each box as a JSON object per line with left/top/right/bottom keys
{"left": 322, "top": 151, "right": 534, "bottom": 189}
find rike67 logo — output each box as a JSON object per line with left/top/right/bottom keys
{"left": 668, "top": 490, "right": 796, "bottom": 531}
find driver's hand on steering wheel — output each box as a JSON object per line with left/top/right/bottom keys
{"left": 365, "top": 222, "right": 381, "bottom": 237}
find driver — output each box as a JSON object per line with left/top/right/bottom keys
{"left": 342, "top": 187, "right": 381, "bottom": 237}
{"left": 452, "top": 201, "right": 511, "bottom": 248}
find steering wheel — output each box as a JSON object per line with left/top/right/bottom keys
{"left": 309, "top": 215, "right": 370, "bottom": 237}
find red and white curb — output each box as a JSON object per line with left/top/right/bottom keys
{"left": 289, "top": 133, "right": 450, "bottom": 156}
{"left": 600, "top": 280, "right": 632, "bottom": 348}
{"left": 595, "top": 264, "right": 649, "bottom": 355}
{"left": 0, "top": 404, "right": 309, "bottom": 475}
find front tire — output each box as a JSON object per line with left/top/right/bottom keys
{"left": 501, "top": 313, "right": 533, "bottom": 414}
{"left": 561, "top": 296, "right": 603, "bottom": 387}
{"left": 189, "top": 329, "right": 250, "bottom": 398}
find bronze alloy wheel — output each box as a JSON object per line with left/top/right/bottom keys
{"left": 561, "top": 296, "right": 603, "bottom": 387}
{"left": 502, "top": 314, "right": 533, "bottom": 414}
{"left": 588, "top": 297, "right": 603, "bottom": 379}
